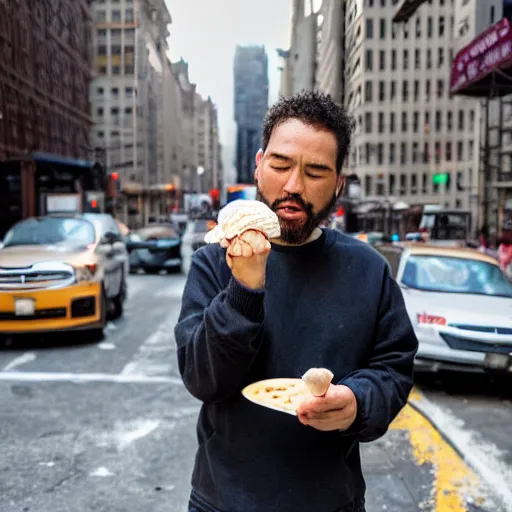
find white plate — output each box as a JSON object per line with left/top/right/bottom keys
{"left": 15, "top": 298, "right": 35, "bottom": 316}
{"left": 242, "top": 378, "right": 308, "bottom": 416}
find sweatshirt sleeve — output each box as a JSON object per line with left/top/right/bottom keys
{"left": 340, "top": 265, "right": 418, "bottom": 442}
{"left": 174, "top": 249, "right": 265, "bottom": 404}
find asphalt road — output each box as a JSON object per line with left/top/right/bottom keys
{"left": 0, "top": 272, "right": 511, "bottom": 512}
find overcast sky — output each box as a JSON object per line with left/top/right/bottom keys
{"left": 165, "top": 0, "right": 293, "bottom": 179}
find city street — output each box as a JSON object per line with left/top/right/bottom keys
{"left": 0, "top": 272, "right": 511, "bottom": 512}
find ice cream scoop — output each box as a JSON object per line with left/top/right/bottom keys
{"left": 204, "top": 200, "right": 281, "bottom": 245}
{"left": 302, "top": 368, "right": 334, "bottom": 397}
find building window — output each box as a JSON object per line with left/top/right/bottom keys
{"left": 112, "top": 87, "right": 119, "bottom": 96}
{"left": 97, "top": 131, "right": 104, "bottom": 138}
{"left": 435, "top": 142, "right": 441, "bottom": 163}
{"left": 415, "top": 49, "right": 420, "bottom": 69}
{"left": 402, "top": 80, "right": 408, "bottom": 102}
{"left": 365, "top": 175, "right": 373, "bottom": 196}
{"left": 457, "top": 141, "right": 464, "bottom": 161}
{"left": 414, "top": 80, "right": 420, "bottom": 101}
{"left": 391, "top": 81, "right": 396, "bottom": 100}
{"left": 400, "top": 142, "right": 407, "bottom": 164}
{"left": 365, "top": 112, "right": 373, "bottom": 133}
{"left": 125, "top": 8, "right": 134, "bottom": 22}
{"left": 125, "top": 87, "right": 134, "bottom": 96}
{"left": 366, "top": 19, "right": 374, "bottom": 39}
{"left": 390, "top": 112, "right": 396, "bottom": 132}
{"left": 379, "top": 81, "right": 385, "bottom": 101}
{"left": 400, "top": 173, "right": 407, "bottom": 195}
{"left": 403, "top": 49, "right": 409, "bottom": 69}
{"left": 125, "top": 107, "right": 133, "bottom": 115}
{"left": 458, "top": 110, "right": 465, "bottom": 130}
{"left": 435, "top": 110, "right": 441, "bottom": 131}
{"left": 413, "top": 112, "right": 419, "bottom": 132}
{"left": 97, "top": 87, "right": 104, "bottom": 95}
{"left": 111, "top": 44, "right": 122, "bottom": 55}
{"left": 421, "top": 173, "right": 427, "bottom": 194}
{"left": 97, "top": 107, "right": 104, "bottom": 116}
{"left": 380, "top": 18, "right": 386, "bottom": 39}
{"left": 469, "top": 140, "right": 474, "bottom": 159}
{"left": 391, "top": 50, "right": 397, "bottom": 70}
{"left": 96, "top": 10, "right": 106, "bottom": 22}
{"left": 416, "top": 17, "right": 421, "bottom": 37}
{"left": 111, "top": 107, "right": 119, "bottom": 115}
{"left": 412, "top": 142, "right": 419, "bottom": 163}
{"left": 446, "top": 142, "right": 452, "bottom": 160}
{"left": 365, "top": 81, "right": 373, "bottom": 102}
{"left": 423, "top": 142, "right": 429, "bottom": 163}
{"left": 411, "top": 174, "right": 417, "bottom": 194}
{"left": 389, "top": 143, "right": 396, "bottom": 164}
{"left": 437, "top": 80, "right": 444, "bottom": 98}
{"left": 125, "top": 65, "right": 134, "bottom": 74}
{"left": 491, "top": 6, "right": 495, "bottom": 24}
{"left": 379, "top": 50, "right": 386, "bottom": 70}
{"left": 470, "top": 109, "right": 475, "bottom": 126}
{"left": 438, "top": 48, "right": 444, "bottom": 68}
{"left": 428, "top": 16, "right": 433, "bottom": 37}
{"left": 112, "top": 10, "right": 121, "bottom": 22}
{"left": 425, "top": 112, "right": 430, "bottom": 133}
{"left": 389, "top": 174, "right": 396, "bottom": 195}
{"left": 379, "top": 112, "right": 385, "bottom": 133}
{"left": 426, "top": 49, "right": 432, "bottom": 69}
{"left": 402, "top": 111, "right": 408, "bottom": 132}
{"left": 98, "top": 45, "right": 107, "bottom": 55}
{"left": 377, "top": 143, "right": 384, "bottom": 164}
{"left": 112, "top": 66, "right": 121, "bottom": 75}
{"left": 366, "top": 50, "right": 373, "bottom": 71}
{"left": 365, "top": 144, "right": 371, "bottom": 164}
{"left": 447, "top": 111, "right": 453, "bottom": 130}
{"left": 439, "top": 16, "right": 445, "bottom": 37}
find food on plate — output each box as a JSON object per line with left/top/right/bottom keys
{"left": 242, "top": 378, "right": 308, "bottom": 415}
{"left": 204, "top": 200, "right": 281, "bottom": 246}
{"left": 301, "top": 368, "right": 334, "bottom": 397}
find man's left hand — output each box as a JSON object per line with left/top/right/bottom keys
{"left": 296, "top": 384, "right": 358, "bottom": 432}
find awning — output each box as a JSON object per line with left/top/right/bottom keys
{"left": 393, "top": 0, "right": 429, "bottom": 23}
{"left": 451, "top": 18, "right": 512, "bottom": 97}
{"left": 31, "top": 151, "right": 93, "bottom": 169}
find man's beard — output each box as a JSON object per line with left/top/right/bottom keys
{"left": 256, "top": 185, "right": 337, "bottom": 244}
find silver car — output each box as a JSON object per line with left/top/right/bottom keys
{"left": 377, "top": 243, "right": 512, "bottom": 374}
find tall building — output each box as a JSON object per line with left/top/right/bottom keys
{"left": 90, "top": 0, "right": 176, "bottom": 224}
{"left": 195, "top": 95, "right": 222, "bottom": 195}
{"left": 315, "top": 0, "right": 344, "bottom": 104}
{"left": 234, "top": 46, "right": 269, "bottom": 184}
{"left": 0, "top": 0, "right": 94, "bottom": 235}
{"left": 343, "top": 0, "right": 482, "bottom": 230}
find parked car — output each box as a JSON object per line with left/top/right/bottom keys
{"left": 182, "top": 218, "right": 217, "bottom": 252}
{"left": 126, "top": 223, "right": 182, "bottom": 274}
{"left": 0, "top": 213, "right": 128, "bottom": 337}
{"left": 377, "top": 243, "right": 512, "bottom": 374}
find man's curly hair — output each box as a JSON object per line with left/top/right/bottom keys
{"left": 261, "top": 91, "right": 354, "bottom": 174}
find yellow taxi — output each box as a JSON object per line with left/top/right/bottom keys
{"left": 0, "top": 214, "right": 128, "bottom": 336}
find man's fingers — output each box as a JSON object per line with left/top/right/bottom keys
{"left": 238, "top": 238, "right": 253, "bottom": 257}
{"left": 240, "top": 230, "right": 270, "bottom": 254}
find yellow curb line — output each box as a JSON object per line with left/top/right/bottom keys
{"left": 390, "top": 388, "right": 486, "bottom": 511}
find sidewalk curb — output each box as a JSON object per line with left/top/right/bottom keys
{"left": 409, "top": 393, "right": 512, "bottom": 512}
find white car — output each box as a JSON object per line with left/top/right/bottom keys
{"left": 377, "top": 244, "right": 512, "bottom": 374}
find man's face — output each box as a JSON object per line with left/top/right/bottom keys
{"left": 255, "top": 119, "right": 343, "bottom": 244}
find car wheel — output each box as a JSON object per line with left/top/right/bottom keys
{"left": 89, "top": 291, "right": 107, "bottom": 341}
{"left": 111, "top": 277, "right": 125, "bottom": 320}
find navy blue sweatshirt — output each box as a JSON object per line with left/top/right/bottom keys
{"left": 174, "top": 229, "right": 418, "bottom": 512}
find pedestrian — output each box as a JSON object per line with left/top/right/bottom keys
{"left": 498, "top": 223, "right": 512, "bottom": 278}
{"left": 175, "top": 91, "right": 419, "bottom": 512}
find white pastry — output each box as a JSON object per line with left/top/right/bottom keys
{"left": 204, "top": 200, "right": 281, "bottom": 245}
{"left": 302, "top": 368, "right": 334, "bottom": 397}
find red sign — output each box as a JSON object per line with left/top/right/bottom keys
{"left": 451, "top": 18, "right": 512, "bottom": 94}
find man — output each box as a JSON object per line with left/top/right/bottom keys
{"left": 175, "top": 91, "right": 418, "bottom": 512}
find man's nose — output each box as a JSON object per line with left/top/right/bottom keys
{"left": 283, "top": 168, "right": 305, "bottom": 195}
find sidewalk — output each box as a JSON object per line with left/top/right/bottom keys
{"left": 361, "top": 390, "right": 500, "bottom": 512}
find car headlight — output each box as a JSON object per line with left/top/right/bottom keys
{"left": 75, "top": 263, "right": 101, "bottom": 283}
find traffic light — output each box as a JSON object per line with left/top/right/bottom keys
{"left": 111, "top": 172, "right": 119, "bottom": 181}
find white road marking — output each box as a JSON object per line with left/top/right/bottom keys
{"left": 411, "top": 394, "right": 512, "bottom": 511}
{"left": 120, "top": 315, "right": 177, "bottom": 376}
{"left": 106, "top": 322, "right": 117, "bottom": 331}
{"left": 0, "top": 371, "right": 183, "bottom": 385}
{"left": 3, "top": 352, "right": 36, "bottom": 372}
{"left": 114, "top": 419, "right": 161, "bottom": 450}
{"left": 98, "top": 341, "right": 116, "bottom": 350}
{"left": 39, "top": 461, "right": 55, "bottom": 468}
{"left": 90, "top": 467, "right": 114, "bottom": 477}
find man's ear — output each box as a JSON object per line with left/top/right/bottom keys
{"left": 255, "top": 149, "right": 263, "bottom": 180}
{"left": 336, "top": 174, "right": 344, "bottom": 197}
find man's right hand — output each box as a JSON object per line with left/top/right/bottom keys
{"left": 226, "top": 230, "right": 271, "bottom": 290}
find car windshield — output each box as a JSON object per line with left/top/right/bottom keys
{"left": 401, "top": 255, "right": 512, "bottom": 298}
{"left": 3, "top": 218, "right": 96, "bottom": 248}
